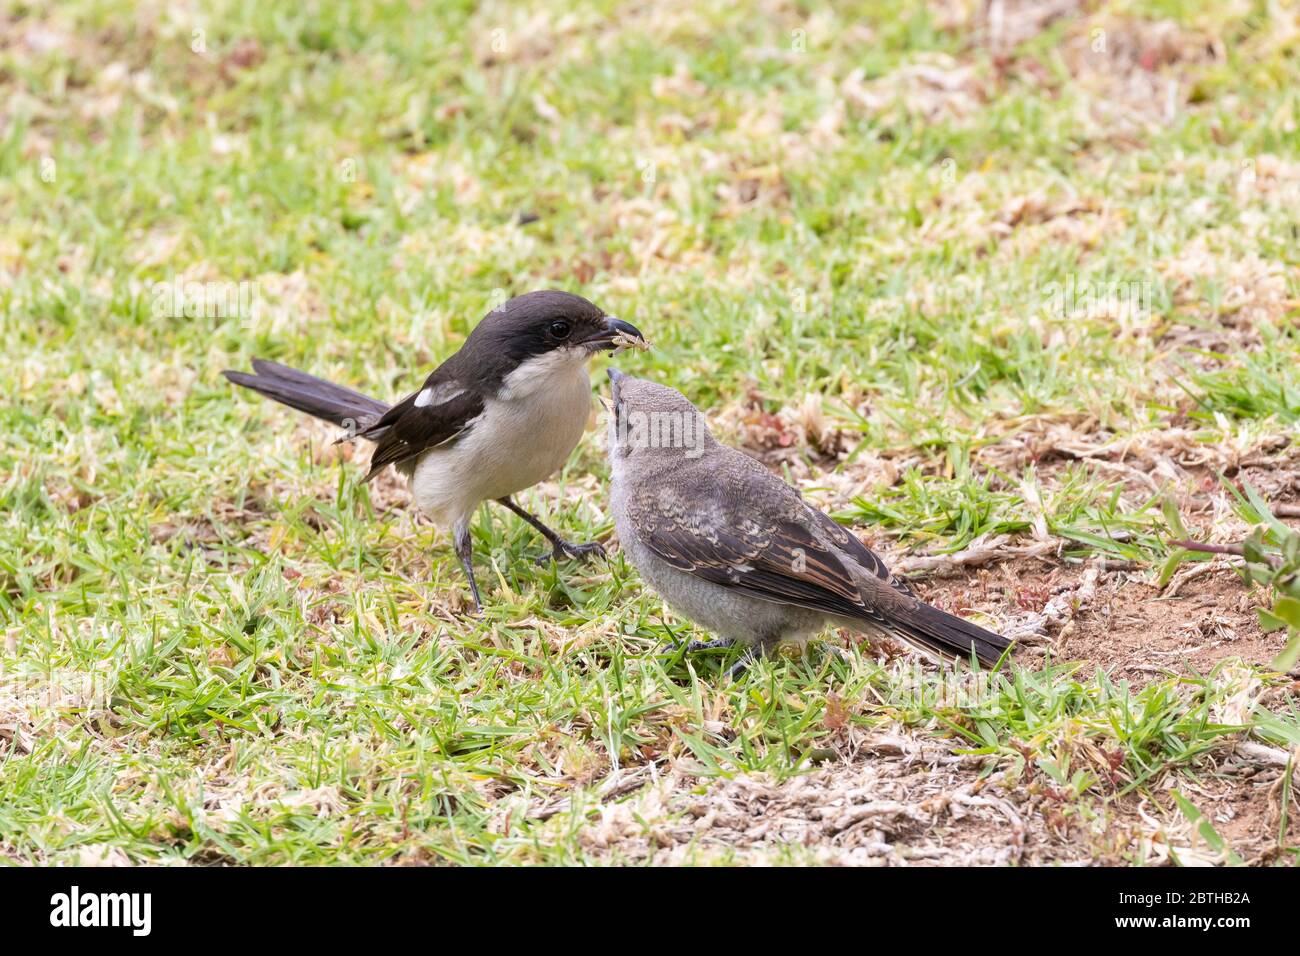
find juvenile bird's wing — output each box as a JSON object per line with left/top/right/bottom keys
{"left": 626, "top": 450, "right": 887, "bottom": 620}
{"left": 805, "top": 507, "right": 916, "bottom": 597}
{"left": 626, "top": 449, "right": 1008, "bottom": 665}
{"left": 359, "top": 374, "right": 483, "bottom": 479}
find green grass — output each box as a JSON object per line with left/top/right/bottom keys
{"left": 1, "top": 0, "right": 1298, "bottom": 864}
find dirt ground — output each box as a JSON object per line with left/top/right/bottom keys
{"left": 559, "top": 731, "right": 1295, "bottom": 867}
{"left": 550, "top": 556, "right": 1298, "bottom": 866}
{"left": 915, "top": 560, "right": 1288, "bottom": 679}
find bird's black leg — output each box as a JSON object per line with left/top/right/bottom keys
{"left": 496, "top": 497, "right": 606, "bottom": 565}
{"left": 452, "top": 520, "right": 483, "bottom": 615}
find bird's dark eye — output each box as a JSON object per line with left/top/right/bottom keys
{"left": 548, "top": 320, "right": 571, "bottom": 340}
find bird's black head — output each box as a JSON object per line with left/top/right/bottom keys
{"left": 452, "top": 291, "right": 644, "bottom": 395}
{"left": 464, "top": 290, "right": 642, "bottom": 372}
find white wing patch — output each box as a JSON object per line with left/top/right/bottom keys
{"left": 414, "top": 382, "right": 465, "bottom": 408}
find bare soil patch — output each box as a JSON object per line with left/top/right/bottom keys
{"left": 911, "top": 559, "right": 1284, "bottom": 678}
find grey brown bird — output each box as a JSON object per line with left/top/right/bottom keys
{"left": 605, "top": 369, "right": 1011, "bottom": 676}
{"left": 223, "top": 291, "right": 644, "bottom": 612}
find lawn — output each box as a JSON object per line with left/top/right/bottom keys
{"left": 1, "top": 0, "right": 1298, "bottom": 865}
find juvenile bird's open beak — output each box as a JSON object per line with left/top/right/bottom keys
{"left": 606, "top": 366, "right": 625, "bottom": 404}
{"left": 605, "top": 367, "right": 626, "bottom": 427}
{"left": 582, "top": 316, "right": 645, "bottom": 352}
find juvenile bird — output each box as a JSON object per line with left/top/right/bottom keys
{"left": 605, "top": 369, "right": 1011, "bottom": 676}
{"left": 223, "top": 291, "right": 644, "bottom": 612}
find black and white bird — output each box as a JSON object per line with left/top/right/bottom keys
{"left": 223, "top": 291, "right": 644, "bottom": 612}
{"left": 605, "top": 369, "right": 1012, "bottom": 676}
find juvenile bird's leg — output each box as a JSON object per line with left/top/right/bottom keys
{"left": 452, "top": 519, "right": 483, "bottom": 615}
{"left": 496, "top": 496, "right": 606, "bottom": 564}
{"left": 726, "top": 636, "right": 783, "bottom": 678}
{"left": 725, "top": 647, "right": 759, "bottom": 679}
{"left": 661, "top": 635, "right": 733, "bottom": 654}
{"left": 686, "top": 638, "right": 733, "bottom": 653}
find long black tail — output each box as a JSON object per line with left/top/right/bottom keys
{"left": 222, "top": 359, "right": 390, "bottom": 433}
{"left": 884, "top": 600, "right": 1012, "bottom": 668}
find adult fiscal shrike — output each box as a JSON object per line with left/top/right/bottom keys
{"left": 223, "top": 291, "right": 644, "bottom": 612}
{"left": 605, "top": 369, "right": 1012, "bottom": 676}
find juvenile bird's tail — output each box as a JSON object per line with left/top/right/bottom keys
{"left": 222, "top": 359, "right": 390, "bottom": 434}
{"left": 877, "top": 600, "right": 1012, "bottom": 668}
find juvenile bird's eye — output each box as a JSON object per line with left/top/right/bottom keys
{"left": 548, "top": 320, "right": 571, "bottom": 339}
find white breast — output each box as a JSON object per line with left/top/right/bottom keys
{"left": 407, "top": 348, "right": 593, "bottom": 530}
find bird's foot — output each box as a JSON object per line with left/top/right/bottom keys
{"left": 725, "top": 649, "right": 757, "bottom": 679}
{"left": 536, "top": 539, "right": 606, "bottom": 565}
{"left": 660, "top": 639, "right": 756, "bottom": 678}
{"left": 686, "top": 638, "right": 733, "bottom": 653}
{"left": 455, "top": 586, "right": 484, "bottom": 618}
{"left": 662, "top": 636, "right": 732, "bottom": 654}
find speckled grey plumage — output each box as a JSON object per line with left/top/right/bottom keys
{"left": 605, "top": 370, "right": 1011, "bottom": 671}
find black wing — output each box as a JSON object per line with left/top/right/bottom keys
{"left": 359, "top": 381, "right": 483, "bottom": 479}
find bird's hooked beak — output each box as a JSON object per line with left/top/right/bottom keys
{"left": 582, "top": 316, "right": 645, "bottom": 353}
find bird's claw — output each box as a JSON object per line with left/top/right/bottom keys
{"left": 725, "top": 655, "right": 753, "bottom": 679}
{"left": 664, "top": 638, "right": 753, "bottom": 677}
{"left": 536, "top": 539, "right": 606, "bottom": 565}
{"left": 686, "top": 638, "right": 733, "bottom": 653}
{"left": 659, "top": 638, "right": 755, "bottom": 678}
